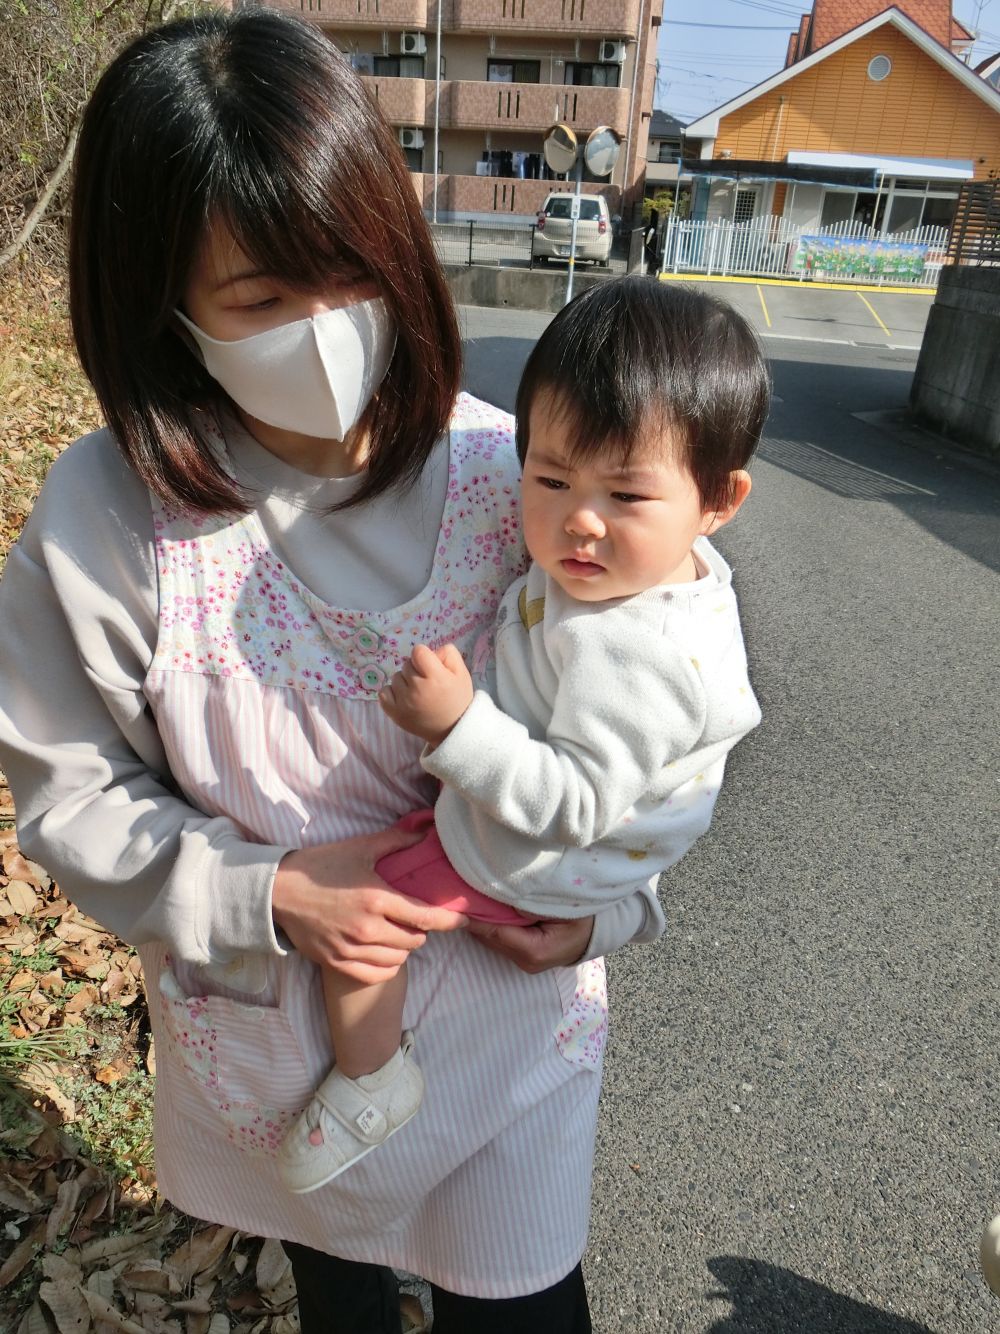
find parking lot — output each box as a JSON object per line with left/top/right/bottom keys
{"left": 659, "top": 276, "right": 934, "bottom": 352}
{"left": 433, "top": 220, "right": 936, "bottom": 350}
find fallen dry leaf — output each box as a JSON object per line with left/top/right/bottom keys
{"left": 64, "top": 985, "right": 101, "bottom": 1015}
{"left": 164, "top": 1228, "right": 235, "bottom": 1290}
{"left": 0, "top": 923, "right": 36, "bottom": 950}
{"left": 253, "top": 1239, "right": 288, "bottom": 1296}
{"left": 3, "top": 847, "right": 48, "bottom": 885}
{"left": 0, "top": 1172, "right": 43, "bottom": 1213}
{"left": 120, "top": 1265, "right": 175, "bottom": 1298}
{"left": 17, "top": 1297, "right": 53, "bottom": 1334}
{"left": 39, "top": 1276, "right": 92, "bottom": 1334}
{"left": 0, "top": 1221, "right": 45, "bottom": 1288}
{"left": 45, "top": 1178, "right": 82, "bottom": 1247}
{"left": 82, "top": 1290, "right": 147, "bottom": 1334}
{"left": 20, "top": 1062, "right": 77, "bottom": 1122}
{"left": 5, "top": 879, "right": 39, "bottom": 916}
{"left": 399, "top": 1293, "right": 428, "bottom": 1333}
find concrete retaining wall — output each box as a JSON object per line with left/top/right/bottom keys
{"left": 910, "top": 266, "right": 1000, "bottom": 459}
{"left": 444, "top": 263, "right": 618, "bottom": 313}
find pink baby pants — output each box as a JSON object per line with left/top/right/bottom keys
{"left": 375, "top": 809, "right": 535, "bottom": 926}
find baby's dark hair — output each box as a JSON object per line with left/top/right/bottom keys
{"left": 515, "top": 277, "right": 770, "bottom": 512}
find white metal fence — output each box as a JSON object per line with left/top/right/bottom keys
{"left": 659, "top": 215, "right": 950, "bottom": 287}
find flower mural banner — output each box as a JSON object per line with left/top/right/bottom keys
{"left": 792, "top": 234, "right": 930, "bottom": 282}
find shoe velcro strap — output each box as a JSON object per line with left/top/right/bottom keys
{"left": 315, "top": 1072, "right": 389, "bottom": 1146}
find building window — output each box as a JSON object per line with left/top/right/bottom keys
{"left": 921, "top": 194, "right": 958, "bottom": 228}
{"left": 733, "top": 188, "right": 757, "bottom": 223}
{"left": 564, "top": 62, "right": 621, "bottom": 88}
{"left": 867, "top": 54, "right": 892, "bottom": 81}
{"left": 886, "top": 193, "right": 924, "bottom": 234}
{"left": 852, "top": 190, "right": 888, "bottom": 230}
{"left": 374, "top": 55, "right": 425, "bottom": 78}
{"left": 820, "top": 190, "right": 856, "bottom": 227}
{"left": 656, "top": 140, "right": 681, "bottom": 164}
{"left": 487, "top": 59, "right": 541, "bottom": 83}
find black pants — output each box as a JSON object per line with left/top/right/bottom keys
{"left": 282, "top": 1241, "right": 592, "bottom": 1334}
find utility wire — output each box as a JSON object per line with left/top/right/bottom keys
{"left": 663, "top": 18, "right": 793, "bottom": 28}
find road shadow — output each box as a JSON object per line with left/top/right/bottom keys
{"left": 765, "top": 356, "right": 1000, "bottom": 573}
{"left": 462, "top": 335, "right": 540, "bottom": 414}
{"left": 705, "top": 1257, "right": 939, "bottom": 1333}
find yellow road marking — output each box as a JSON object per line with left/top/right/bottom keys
{"left": 657, "top": 273, "right": 935, "bottom": 297}
{"left": 856, "top": 291, "right": 891, "bottom": 337}
{"left": 756, "top": 284, "right": 772, "bottom": 328}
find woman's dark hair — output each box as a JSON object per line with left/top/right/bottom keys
{"left": 69, "top": 8, "right": 460, "bottom": 514}
{"left": 515, "top": 276, "right": 770, "bottom": 512}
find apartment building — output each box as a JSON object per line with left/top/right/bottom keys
{"left": 265, "top": 0, "right": 662, "bottom": 220}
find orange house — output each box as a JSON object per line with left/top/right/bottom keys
{"left": 681, "top": 3, "right": 1000, "bottom": 236}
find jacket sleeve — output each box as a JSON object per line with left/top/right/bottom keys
{"left": 423, "top": 606, "right": 706, "bottom": 847}
{"left": 580, "top": 879, "right": 666, "bottom": 959}
{"left": 0, "top": 436, "right": 290, "bottom": 976}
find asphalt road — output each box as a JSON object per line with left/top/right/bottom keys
{"left": 661, "top": 279, "right": 934, "bottom": 352}
{"left": 459, "top": 306, "right": 1000, "bottom": 1333}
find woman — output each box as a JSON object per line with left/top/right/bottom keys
{"left": 0, "top": 12, "right": 663, "bottom": 1331}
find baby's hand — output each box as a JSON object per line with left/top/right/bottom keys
{"left": 379, "top": 643, "right": 474, "bottom": 747}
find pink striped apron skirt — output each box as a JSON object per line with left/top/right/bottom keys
{"left": 139, "top": 399, "right": 610, "bottom": 1298}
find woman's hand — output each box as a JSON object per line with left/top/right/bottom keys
{"left": 465, "top": 916, "right": 595, "bottom": 973}
{"left": 272, "top": 826, "right": 467, "bottom": 985}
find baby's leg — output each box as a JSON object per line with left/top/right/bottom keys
{"left": 320, "top": 964, "right": 408, "bottom": 1079}
{"left": 276, "top": 962, "right": 422, "bottom": 1193}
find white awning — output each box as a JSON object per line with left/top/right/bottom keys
{"left": 786, "top": 151, "right": 974, "bottom": 181}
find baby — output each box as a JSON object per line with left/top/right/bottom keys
{"left": 277, "top": 275, "right": 769, "bottom": 1193}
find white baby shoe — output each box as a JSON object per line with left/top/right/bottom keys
{"left": 277, "top": 1031, "right": 423, "bottom": 1194}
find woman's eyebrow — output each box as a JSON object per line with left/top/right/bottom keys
{"left": 213, "top": 267, "right": 268, "bottom": 293}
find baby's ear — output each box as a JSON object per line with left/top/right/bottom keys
{"left": 700, "top": 470, "right": 751, "bottom": 536}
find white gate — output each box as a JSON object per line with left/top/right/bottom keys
{"left": 659, "top": 215, "right": 950, "bottom": 287}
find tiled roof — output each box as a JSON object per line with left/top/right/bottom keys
{"left": 650, "top": 109, "right": 686, "bottom": 138}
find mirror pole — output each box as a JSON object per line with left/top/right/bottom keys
{"left": 566, "top": 151, "right": 584, "bottom": 305}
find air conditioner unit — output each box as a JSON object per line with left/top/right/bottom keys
{"left": 399, "top": 127, "right": 425, "bottom": 150}
{"left": 400, "top": 31, "right": 427, "bottom": 55}
{"left": 599, "top": 40, "right": 626, "bottom": 63}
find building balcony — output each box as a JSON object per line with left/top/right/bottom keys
{"left": 417, "top": 171, "right": 619, "bottom": 217}
{"left": 450, "top": 0, "right": 639, "bottom": 36}
{"left": 447, "top": 79, "right": 629, "bottom": 134}
{"left": 274, "top": 0, "right": 428, "bottom": 29}
{"left": 361, "top": 75, "right": 434, "bottom": 124}
{"left": 645, "top": 161, "right": 680, "bottom": 185}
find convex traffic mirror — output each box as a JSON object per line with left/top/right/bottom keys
{"left": 542, "top": 123, "right": 579, "bottom": 176}
{"left": 583, "top": 125, "right": 621, "bottom": 179}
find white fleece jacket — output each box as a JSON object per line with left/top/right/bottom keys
{"left": 424, "top": 537, "right": 761, "bottom": 918}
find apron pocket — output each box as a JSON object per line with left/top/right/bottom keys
{"left": 551, "top": 957, "right": 608, "bottom": 1072}
{"left": 158, "top": 967, "right": 316, "bottom": 1156}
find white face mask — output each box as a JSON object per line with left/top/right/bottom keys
{"left": 175, "top": 298, "right": 395, "bottom": 440}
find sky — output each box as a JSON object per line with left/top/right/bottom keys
{"left": 655, "top": 0, "right": 1000, "bottom": 124}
